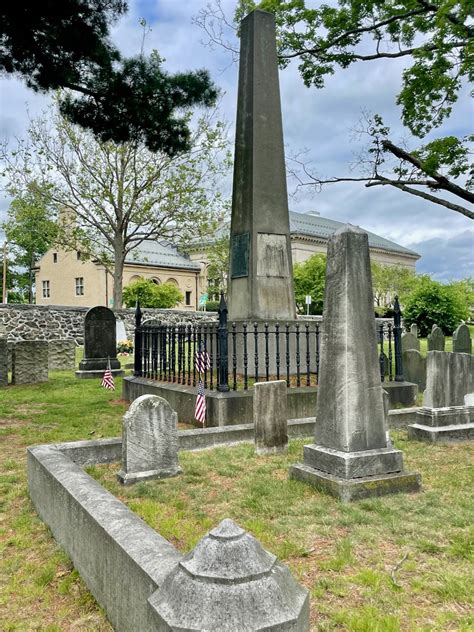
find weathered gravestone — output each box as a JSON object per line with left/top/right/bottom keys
{"left": 402, "top": 332, "right": 420, "bottom": 352}
{"left": 402, "top": 350, "right": 427, "bottom": 391}
{"left": 76, "top": 306, "right": 123, "bottom": 378}
{"left": 254, "top": 380, "right": 288, "bottom": 454}
{"left": 410, "top": 323, "right": 418, "bottom": 337}
{"left": 48, "top": 339, "right": 76, "bottom": 371}
{"left": 116, "top": 318, "right": 127, "bottom": 344}
{"left": 117, "top": 394, "right": 181, "bottom": 485}
{"left": 427, "top": 324, "right": 445, "bottom": 351}
{"left": 149, "top": 518, "right": 310, "bottom": 630}
{"left": 12, "top": 340, "right": 48, "bottom": 385}
{"left": 290, "top": 225, "right": 420, "bottom": 501}
{"left": 0, "top": 337, "right": 8, "bottom": 386}
{"left": 453, "top": 323, "right": 472, "bottom": 354}
{"left": 408, "top": 351, "right": 474, "bottom": 442}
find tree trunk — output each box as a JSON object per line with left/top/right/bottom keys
{"left": 112, "top": 239, "right": 125, "bottom": 308}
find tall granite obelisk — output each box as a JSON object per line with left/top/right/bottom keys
{"left": 290, "top": 225, "right": 421, "bottom": 501}
{"left": 228, "top": 9, "right": 296, "bottom": 322}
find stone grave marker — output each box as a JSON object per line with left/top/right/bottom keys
{"left": 410, "top": 323, "right": 418, "bottom": 337}
{"left": 427, "top": 324, "right": 445, "bottom": 351}
{"left": 116, "top": 318, "right": 127, "bottom": 344}
{"left": 0, "top": 337, "right": 7, "bottom": 386}
{"left": 149, "top": 518, "right": 310, "bottom": 630}
{"left": 402, "top": 332, "right": 420, "bottom": 352}
{"left": 408, "top": 351, "right": 474, "bottom": 442}
{"left": 453, "top": 323, "right": 471, "bottom": 354}
{"left": 290, "top": 225, "right": 420, "bottom": 501}
{"left": 117, "top": 394, "right": 181, "bottom": 485}
{"left": 76, "top": 306, "right": 123, "bottom": 378}
{"left": 48, "top": 339, "right": 76, "bottom": 370}
{"left": 402, "top": 349, "right": 426, "bottom": 391}
{"left": 12, "top": 340, "right": 48, "bottom": 385}
{"left": 254, "top": 380, "right": 288, "bottom": 454}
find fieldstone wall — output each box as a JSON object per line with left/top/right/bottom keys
{"left": 0, "top": 304, "right": 216, "bottom": 344}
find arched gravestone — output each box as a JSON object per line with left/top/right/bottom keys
{"left": 453, "top": 323, "right": 472, "bottom": 354}
{"left": 427, "top": 324, "right": 445, "bottom": 351}
{"left": 76, "top": 306, "right": 123, "bottom": 378}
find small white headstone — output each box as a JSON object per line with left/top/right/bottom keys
{"left": 116, "top": 319, "right": 127, "bottom": 344}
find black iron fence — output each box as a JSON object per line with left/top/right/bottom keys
{"left": 133, "top": 295, "right": 404, "bottom": 391}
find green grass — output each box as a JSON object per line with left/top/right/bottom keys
{"left": 1, "top": 370, "right": 473, "bottom": 630}
{"left": 418, "top": 325, "right": 474, "bottom": 357}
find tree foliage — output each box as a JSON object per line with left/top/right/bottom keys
{"left": 196, "top": 1, "right": 473, "bottom": 218}
{"left": 1, "top": 2, "right": 218, "bottom": 153}
{"left": 370, "top": 261, "right": 421, "bottom": 311}
{"left": 3, "top": 185, "right": 58, "bottom": 302}
{"left": 403, "top": 277, "right": 470, "bottom": 336}
{"left": 206, "top": 235, "right": 230, "bottom": 299}
{"left": 293, "top": 253, "right": 326, "bottom": 314}
{"left": 122, "top": 278, "right": 183, "bottom": 309}
{"left": 1, "top": 102, "right": 231, "bottom": 307}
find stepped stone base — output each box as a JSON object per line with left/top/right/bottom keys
{"left": 303, "top": 444, "right": 404, "bottom": 479}
{"left": 75, "top": 369, "right": 125, "bottom": 379}
{"left": 290, "top": 463, "right": 421, "bottom": 502}
{"left": 117, "top": 466, "right": 182, "bottom": 486}
{"left": 408, "top": 423, "right": 474, "bottom": 443}
{"left": 408, "top": 406, "right": 474, "bottom": 443}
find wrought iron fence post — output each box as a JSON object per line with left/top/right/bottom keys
{"left": 393, "top": 296, "right": 404, "bottom": 382}
{"left": 133, "top": 301, "right": 143, "bottom": 377}
{"left": 217, "top": 292, "right": 229, "bottom": 392}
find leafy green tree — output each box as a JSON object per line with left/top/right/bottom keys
{"left": 197, "top": 1, "right": 473, "bottom": 219}
{"left": 370, "top": 261, "right": 422, "bottom": 311}
{"left": 3, "top": 185, "right": 58, "bottom": 302}
{"left": 206, "top": 235, "right": 230, "bottom": 300}
{"left": 122, "top": 279, "right": 183, "bottom": 309}
{"left": 293, "top": 253, "right": 326, "bottom": 314}
{"left": 0, "top": 254, "right": 27, "bottom": 303}
{"left": 2, "top": 103, "right": 231, "bottom": 307}
{"left": 403, "top": 278, "right": 469, "bottom": 337}
{"left": 1, "top": 3, "right": 218, "bottom": 153}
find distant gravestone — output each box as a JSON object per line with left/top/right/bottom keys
{"left": 424, "top": 351, "right": 474, "bottom": 408}
{"left": 254, "top": 380, "right": 288, "bottom": 454}
{"left": 117, "top": 394, "right": 181, "bottom": 485}
{"left": 0, "top": 337, "right": 7, "bottom": 386}
{"left": 402, "top": 349, "right": 427, "bottom": 391}
{"left": 76, "top": 306, "right": 123, "bottom": 378}
{"left": 116, "top": 319, "right": 127, "bottom": 344}
{"left": 453, "top": 323, "right": 471, "bottom": 354}
{"left": 12, "top": 340, "right": 48, "bottom": 385}
{"left": 410, "top": 323, "right": 418, "bottom": 338}
{"left": 402, "top": 332, "right": 420, "bottom": 352}
{"left": 427, "top": 324, "right": 445, "bottom": 351}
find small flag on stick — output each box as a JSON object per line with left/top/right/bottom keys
{"left": 195, "top": 341, "right": 210, "bottom": 374}
{"left": 194, "top": 378, "right": 206, "bottom": 425}
{"left": 101, "top": 357, "right": 115, "bottom": 390}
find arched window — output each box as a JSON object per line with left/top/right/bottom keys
{"left": 151, "top": 277, "right": 161, "bottom": 285}
{"left": 165, "top": 278, "right": 179, "bottom": 286}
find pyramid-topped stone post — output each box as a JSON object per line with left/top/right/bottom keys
{"left": 290, "top": 225, "right": 421, "bottom": 501}
{"left": 228, "top": 9, "right": 296, "bottom": 322}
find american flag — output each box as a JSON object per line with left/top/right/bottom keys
{"left": 195, "top": 342, "right": 210, "bottom": 374}
{"left": 194, "top": 379, "right": 206, "bottom": 425}
{"left": 101, "top": 357, "right": 115, "bottom": 390}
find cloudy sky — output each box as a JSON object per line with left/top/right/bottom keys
{"left": 0, "top": 0, "right": 472, "bottom": 280}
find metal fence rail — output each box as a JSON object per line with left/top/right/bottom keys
{"left": 133, "top": 295, "right": 404, "bottom": 391}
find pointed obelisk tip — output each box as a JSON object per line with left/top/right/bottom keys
{"left": 333, "top": 223, "right": 366, "bottom": 236}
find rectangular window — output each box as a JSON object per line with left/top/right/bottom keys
{"left": 42, "top": 280, "right": 50, "bottom": 298}
{"left": 75, "top": 277, "right": 84, "bottom": 296}
{"left": 53, "top": 253, "right": 57, "bottom": 263}
{"left": 185, "top": 291, "right": 192, "bottom": 306}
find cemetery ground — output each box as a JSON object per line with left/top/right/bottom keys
{"left": 0, "top": 367, "right": 472, "bottom": 631}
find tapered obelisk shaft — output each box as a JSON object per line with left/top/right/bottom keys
{"left": 228, "top": 9, "right": 296, "bottom": 321}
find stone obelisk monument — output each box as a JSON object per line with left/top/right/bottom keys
{"left": 290, "top": 225, "right": 421, "bottom": 501}
{"left": 228, "top": 9, "right": 296, "bottom": 322}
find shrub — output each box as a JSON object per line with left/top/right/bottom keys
{"left": 205, "top": 300, "right": 220, "bottom": 312}
{"left": 122, "top": 279, "right": 183, "bottom": 308}
{"left": 117, "top": 339, "right": 133, "bottom": 354}
{"left": 293, "top": 254, "right": 326, "bottom": 315}
{"left": 403, "top": 279, "right": 469, "bottom": 337}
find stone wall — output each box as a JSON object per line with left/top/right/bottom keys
{"left": 0, "top": 304, "right": 216, "bottom": 344}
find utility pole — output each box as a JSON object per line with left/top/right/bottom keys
{"left": 2, "top": 241, "right": 7, "bottom": 304}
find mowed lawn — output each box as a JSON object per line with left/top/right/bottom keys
{"left": 0, "top": 370, "right": 473, "bottom": 631}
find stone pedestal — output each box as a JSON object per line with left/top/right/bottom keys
{"left": 117, "top": 394, "right": 181, "bottom": 485}
{"left": 254, "top": 380, "right": 288, "bottom": 454}
{"left": 290, "top": 225, "right": 420, "bottom": 501}
{"left": 408, "top": 406, "right": 474, "bottom": 442}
